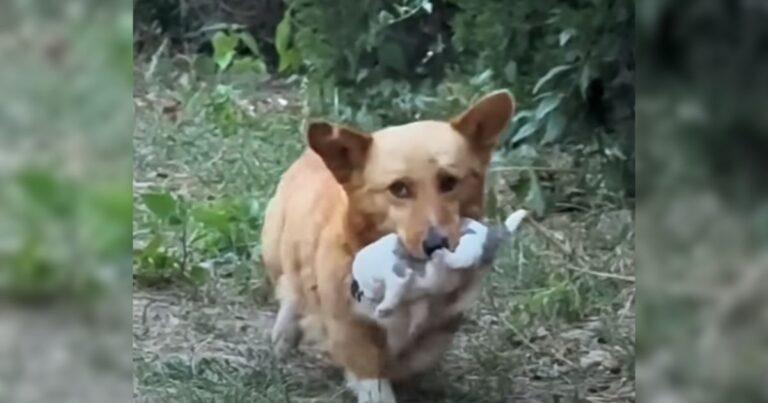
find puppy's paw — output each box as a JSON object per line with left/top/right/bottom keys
{"left": 375, "top": 306, "right": 394, "bottom": 318}
{"left": 504, "top": 209, "right": 528, "bottom": 233}
{"left": 408, "top": 323, "right": 422, "bottom": 338}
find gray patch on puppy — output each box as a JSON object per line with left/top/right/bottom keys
{"left": 393, "top": 238, "right": 428, "bottom": 268}
{"left": 392, "top": 261, "right": 409, "bottom": 278}
{"left": 392, "top": 239, "right": 412, "bottom": 260}
{"left": 479, "top": 228, "right": 508, "bottom": 266}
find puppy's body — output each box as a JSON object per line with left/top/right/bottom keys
{"left": 352, "top": 210, "right": 529, "bottom": 326}
{"left": 261, "top": 91, "right": 514, "bottom": 402}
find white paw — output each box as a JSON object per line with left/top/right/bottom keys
{"left": 504, "top": 209, "right": 528, "bottom": 233}
{"left": 354, "top": 378, "right": 397, "bottom": 403}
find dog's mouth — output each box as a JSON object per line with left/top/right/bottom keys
{"left": 394, "top": 229, "right": 456, "bottom": 261}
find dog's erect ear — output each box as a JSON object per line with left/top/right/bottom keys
{"left": 451, "top": 90, "right": 515, "bottom": 153}
{"left": 307, "top": 121, "right": 372, "bottom": 184}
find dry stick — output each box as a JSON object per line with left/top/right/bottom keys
{"left": 489, "top": 166, "right": 578, "bottom": 173}
{"left": 571, "top": 264, "right": 635, "bottom": 283}
{"left": 526, "top": 217, "right": 636, "bottom": 283}
{"left": 619, "top": 289, "right": 635, "bottom": 321}
{"left": 144, "top": 37, "right": 168, "bottom": 81}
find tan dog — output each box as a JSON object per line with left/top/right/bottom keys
{"left": 260, "top": 90, "right": 515, "bottom": 402}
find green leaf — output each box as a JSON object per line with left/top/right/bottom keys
{"left": 275, "top": 13, "right": 290, "bottom": 53}
{"left": 230, "top": 57, "right": 267, "bottom": 75}
{"left": 212, "top": 31, "right": 238, "bottom": 71}
{"left": 275, "top": 11, "right": 298, "bottom": 73}
{"left": 151, "top": 251, "right": 171, "bottom": 270}
{"left": 238, "top": 32, "right": 260, "bottom": 56}
{"left": 535, "top": 95, "right": 562, "bottom": 120}
{"left": 278, "top": 49, "right": 300, "bottom": 73}
{"left": 541, "top": 112, "right": 566, "bottom": 144}
{"left": 168, "top": 214, "right": 184, "bottom": 226}
{"left": 533, "top": 64, "right": 574, "bottom": 94}
{"left": 140, "top": 234, "right": 163, "bottom": 258}
{"left": 377, "top": 42, "right": 407, "bottom": 73}
{"left": 188, "top": 265, "right": 208, "bottom": 285}
{"left": 422, "top": 1, "right": 433, "bottom": 13}
{"left": 142, "top": 192, "right": 177, "bottom": 219}
{"left": 192, "top": 207, "right": 230, "bottom": 234}
{"left": 525, "top": 170, "right": 545, "bottom": 217}
{"left": 511, "top": 120, "right": 540, "bottom": 143}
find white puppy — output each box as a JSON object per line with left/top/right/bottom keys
{"left": 351, "top": 210, "right": 528, "bottom": 334}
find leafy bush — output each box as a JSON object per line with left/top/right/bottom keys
{"left": 134, "top": 0, "right": 285, "bottom": 68}
{"left": 262, "top": 0, "right": 634, "bottom": 195}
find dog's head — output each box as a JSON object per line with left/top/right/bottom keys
{"left": 308, "top": 90, "right": 515, "bottom": 259}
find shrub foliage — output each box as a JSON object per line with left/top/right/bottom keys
{"left": 135, "top": 0, "right": 634, "bottom": 195}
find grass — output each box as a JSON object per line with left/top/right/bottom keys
{"left": 132, "top": 61, "right": 635, "bottom": 402}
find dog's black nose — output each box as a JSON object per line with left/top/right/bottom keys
{"left": 422, "top": 227, "right": 449, "bottom": 257}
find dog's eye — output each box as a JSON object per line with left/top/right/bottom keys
{"left": 438, "top": 175, "right": 459, "bottom": 193}
{"left": 388, "top": 180, "right": 411, "bottom": 199}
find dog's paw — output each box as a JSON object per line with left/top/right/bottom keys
{"left": 353, "top": 378, "right": 397, "bottom": 403}
{"left": 270, "top": 320, "right": 301, "bottom": 357}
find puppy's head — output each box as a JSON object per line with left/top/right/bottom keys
{"left": 308, "top": 90, "right": 515, "bottom": 259}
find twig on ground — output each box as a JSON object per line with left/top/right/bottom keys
{"left": 619, "top": 289, "right": 635, "bottom": 321}
{"left": 526, "top": 217, "right": 572, "bottom": 255}
{"left": 568, "top": 265, "right": 635, "bottom": 282}
{"left": 489, "top": 166, "right": 578, "bottom": 173}
{"left": 526, "top": 217, "right": 636, "bottom": 283}
{"left": 144, "top": 38, "right": 168, "bottom": 81}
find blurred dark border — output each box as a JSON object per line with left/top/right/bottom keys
{"left": 638, "top": 0, "right": 768, "bottom": 402}
{"left": 0, "top": 1, "right": 132, "bottom": 402}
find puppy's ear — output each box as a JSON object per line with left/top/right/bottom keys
{"left": 307, "top": 121, "right": 372, "bottom": 184}
{"left": 451, "top": 90, "right": 515, "bottom": 153}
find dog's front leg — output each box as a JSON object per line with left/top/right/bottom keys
{"left": 318, "top": 247, "right": 397, "bottom": 402}
{"left": 325, "top": 317, "right": 396, "bottom": 403}
{"left": 271, "top": 275, "right": 303, "bottom": 355}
